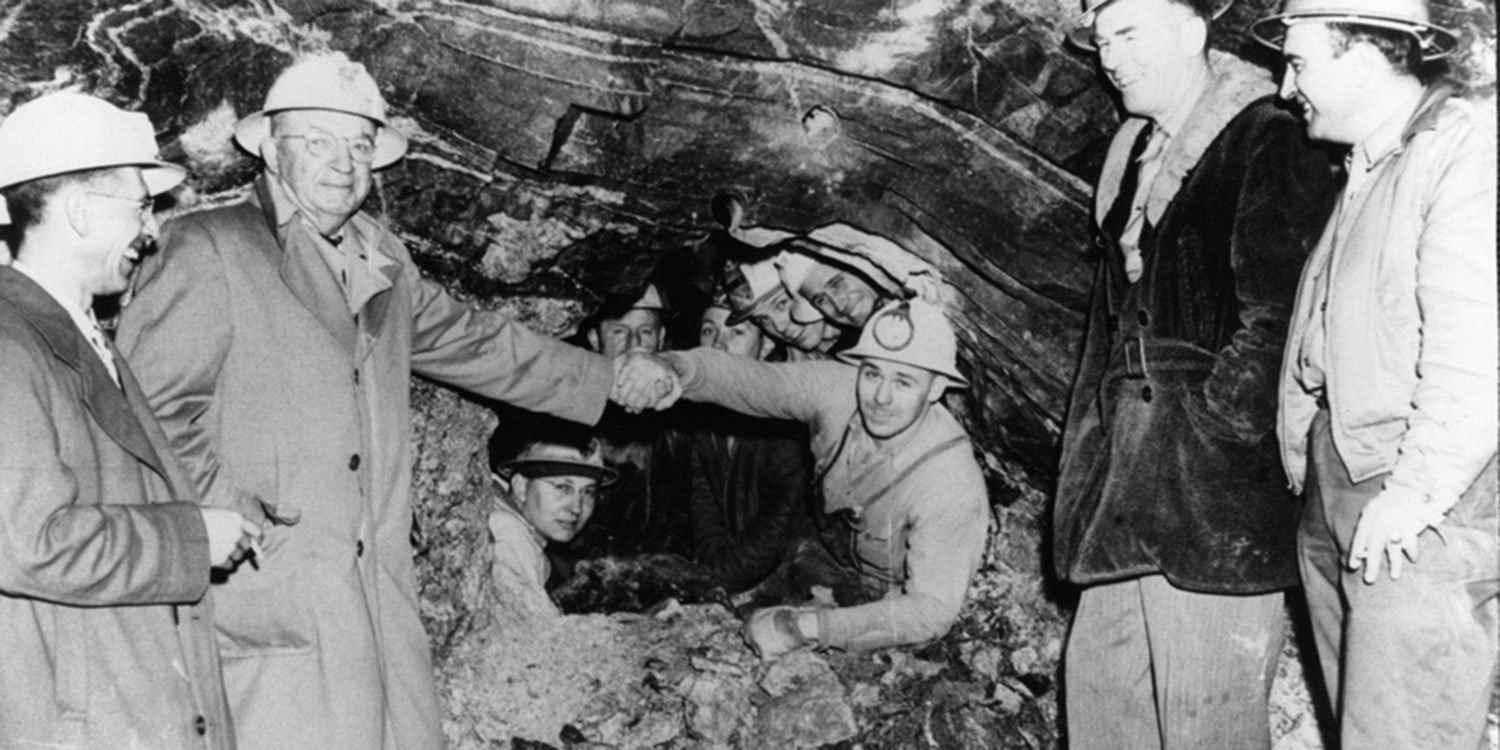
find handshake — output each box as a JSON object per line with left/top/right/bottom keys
{"left": 608, "top": 352, "right": 684, "bottom": 414}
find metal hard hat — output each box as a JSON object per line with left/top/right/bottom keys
{"left": 234, "top": 52, "right": 408, "bottom": 169}
{"left": 497, "top": 439, "right": 618, "bottom": 486}
{"left": 772, "top": 250, "right": 828, "bottom": 325}
{"left": 1251, "top": 0, "right": 1457, "bottom": 61}
{"left": 839, "top": 298, "right": 967, "bottom": 387}
{"left": 1068, "top": 0, "right": 1235, "bottom": 50}
{"left": 0, "top": 92, "right": 185, "bottom": 223}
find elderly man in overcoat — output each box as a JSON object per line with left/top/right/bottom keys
{"left": 0, "top": 92, "right": 260, "bottom": 750}
{"left": 117, "top": 54, "right": 662, "bottom": 750}
{"left": 1052, "top": 0, "right": 1337, "bottom": 747}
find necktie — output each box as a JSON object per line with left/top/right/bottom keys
{"left": 1101, "top": 123, "right": 1154, "bottom": 245}
{"left": 84, "top": 311, "right": 121, "bottom": 387}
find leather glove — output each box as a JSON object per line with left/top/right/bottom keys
{"left": 745, "top": 606, "right": 814, "bottom": 661}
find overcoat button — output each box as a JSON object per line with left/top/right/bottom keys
{"left": 1141, "top": 385, "right": 1154, "bottom": 403}
{"left": 1137, "top": 309, "right": 1150, "bottom": 326}
{"left": 356, "top": 540, "right": 365, "bottom": 558}
{"left": 194, "top": 716, "right": 207, "bottom": 736}
{"left": 349, "top": 454, "right": 361, "bottom": 471}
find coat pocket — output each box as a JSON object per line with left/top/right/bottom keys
{"left": 212, "top": 530, "right": 317, "bottom": 656}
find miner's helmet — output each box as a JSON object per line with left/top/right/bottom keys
{"left": 492, "top": 421, "right": 618, "bottom": 486}
{"left": 838, "top": 296, "right": 968, "bottom": 388}
{"left": 0, "top": 92, "right": 185, "bottom": 224}
{"left": 1251, "top": 0, "right": 1458, "bottom": 61}
{"left": 725, "top": 256, "right": 803, "bottom": 326}
{"left": 1067, "top": 0, "right": 1235, "bottom": 50}
{"left": 234, "top": 52, "right": 409, "bottom": 169}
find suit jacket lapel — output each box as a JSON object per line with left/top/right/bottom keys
{"left": 0, "top": 269, "right": 171, "bottom": 487}
{"left": 254, "top": 178, "right": 358, "bottom": 356}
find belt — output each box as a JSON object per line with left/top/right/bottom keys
{"left": 1104, "top": 337, "right": 1217, "bottom": 381}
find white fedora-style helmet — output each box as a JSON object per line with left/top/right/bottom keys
{"left": 234, "top": 52, "right": 408, "bottom": 169}
{"left": 0, "top": 92, "right": 185, "bottom": 223}
{"left": 839, "top": 297, "right": 967, "bottom": 387}
{"left": 1068, "top": 0, "right": 1235, "bottom": 50}
{"left": 1251, "top": 0, "right": 1458, "bottom": 61}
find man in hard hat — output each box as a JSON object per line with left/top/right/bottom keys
{"left": 774, "top": 239, "right": 896, "bottom": 330}
{"left": 723, "top": 255, "right": 841, "bottom": 359}
{"left": 1254, "top": 2, "right": 1497, "bottom": 746}
{"left": 0, "top": 92, "right": 262, "bottom": 750}
{"left": 115, "top": 53, "right": 674, "bottom": 750}
{"left": 1053, "top": 0, "right": 1338, "bottom": 747}
{"left": 688, "top": 281, "right": 811, "bottom": 594}
{"left": 622, "top": 297, "right": 990, "bottom": 656}
{"left": 487, "top": 419, "right": 617, "bottom": 621}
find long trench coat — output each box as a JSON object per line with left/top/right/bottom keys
{"left": 0, "top": 267, "right": 233, "bottom": 750}
{"left": 117, "top": 177, "right": 614, "bottom": 750}
{"left": 1053, "top": 57, "right": 1338, "bottom": 594}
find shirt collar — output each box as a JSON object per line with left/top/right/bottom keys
{"left": 10, "top": 260, "right": 92, "bottom": 328}
{"left": 1353, "top": 87, "right": 1428, "bottom": 172}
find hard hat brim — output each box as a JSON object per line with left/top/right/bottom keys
{"left": 0, "top": 160, "right": 186, "bottom": 196}
{"left": 496, "top": 458, "right": 619, "bottom": 486}
{"left": 1250, "top": 12, "right": 1458, "bottom": 61}
{"left": 788, "top": 293, "right": 825, "bottom": 325}
{"left": 1067, "top": 0, "right": 1235, "bottom": 50}
{"left": 837, "top": 347, "right": 969, "bottom": 388}
{"left": 234, "top": 110, "right": 408, "bottom": 170}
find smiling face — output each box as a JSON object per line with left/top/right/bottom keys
{"left": 512, "top": 473, "right": 599, "bottom": 544}
{"left": 699, "top": 305, "right": 767, "bottom": 360}
{"left": 1091, "top": 0, "right": 1206, "bottom": 122}
{"left": 855, "top": 357, "right": 945, "bottom": 441}
{"left": 265, "top": 109, "right": 377, "bottom": 236}
{"left": 798, "top": 261, "right": 882, "bottom": 329}
{"left": 1278, "top": 22, "right": 1370, "bottom": 145}
{"left": 591, "top": 308, "right": 665, "bottom": 358}
{"left": 81, "top": 168, "right": 160, "bottom": 298}
{"left": 748, "top": 287, "right": 831, "bottom": 352}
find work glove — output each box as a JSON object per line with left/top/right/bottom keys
{"left": 745, "top": 606, "right": 814, "bottom": 661}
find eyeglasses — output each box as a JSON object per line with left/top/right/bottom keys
{"left": 277, "top": 128, "right": 378, "bottom": 163}
{"left": 532, "top": 477, "right": 598, "bottom": 504}
{"left": 86, "top": 192, "right": 155, "bottom": 221}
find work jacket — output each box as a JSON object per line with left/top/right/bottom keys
{"left": 1054, "top": 56, "right": 1337, "bottom": 593}
{"left": 0, "top": 268, "right": 233, "bottom": 750}
{"left": 117, "top": 176, "right": 613, "bottom": 750}
{"left": 666, "top": 348, "right": 989, "bottom": 651}
{"left": 1278, "top": 86, "right": 1497, "bottom": 505}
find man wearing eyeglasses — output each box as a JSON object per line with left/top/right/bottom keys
{"left": 0, "top": 92, "right": 263, "bottom": 750}
{"left": 486, "top": 419, "right": 617, "bottom": 621}
{"left": 116, "top": 53, "right": 674, "bottom": 750}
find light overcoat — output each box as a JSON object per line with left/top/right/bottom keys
{"left": 0, "top": 267, "right": 233, "bottom": 750}
{"left": 117, "top": 177, "right": 614, "bottom": 750}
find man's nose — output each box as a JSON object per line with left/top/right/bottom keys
{"left": 1278, "top": 68, "right": 1298, "bottom": 100}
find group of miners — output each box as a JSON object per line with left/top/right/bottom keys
{"left": 0, "top": 0, "right": 1492, "bottom": 749}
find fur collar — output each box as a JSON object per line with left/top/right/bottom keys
{"left": 1095, "top": 51, "right": 1275, "bottom": 226}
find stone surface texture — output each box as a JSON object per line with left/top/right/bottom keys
{"left": 2, "top": 1, "right": 1494, "bottom": 748}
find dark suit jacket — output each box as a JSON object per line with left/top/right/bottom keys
{"left": 0, "top": 267, "right": 232, "bottom": 749}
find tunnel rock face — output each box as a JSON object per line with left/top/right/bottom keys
{"left": 3, "top": 1, "right": 1495, "bottom": 748}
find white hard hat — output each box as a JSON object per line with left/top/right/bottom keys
{"left": 234, "top": 52, "right": 408, "bottom": 169}
{"left": 0, "top": 92, "right": 185, "bottom": 223}
{"left": 726, "top": 256, "right": 810, "bottom": 326}
{"left": 839, "top": 297, "right": 967, "bottom": 387}
{"left": 771, "top": 251, "right": 827, "bottom": 325}
{"left": 1068, "top": 0, "right": 1234, "bottom": 50}
{"left": 1252, "top": 0, "right": 1457, "bottom": 61}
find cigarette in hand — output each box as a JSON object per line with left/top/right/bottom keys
{"left": 247, "top": 537, "right": 266, "bottom": 570}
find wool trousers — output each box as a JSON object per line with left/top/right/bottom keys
{"left": 1299, "top": 409, "right": 1499, "bottom": 750}
{"left": 1065, "top": 574, "right": 1284, "bottom": 750}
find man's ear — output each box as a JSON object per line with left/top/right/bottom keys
{"left": 926, "top": 374, "right": 950, "bottom": 404}
{"left": 1178, "top": 13, "right": 1208, "bottom": 58}
{"left": 61, "top": 187, "right": 92, "bottom": 238}
{"left": 757, "top": 335, "right": 777, "bottom": 361}
{"left": 586, "top": 328, "right": 601, "bottom": 352}
{"left": 260, "top": 137, "right": 281, "bottom": 175}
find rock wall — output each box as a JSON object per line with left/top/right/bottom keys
{"left": 1, "top": 1, "right": 1494, "bottom": 748}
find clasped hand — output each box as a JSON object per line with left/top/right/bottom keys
{"left": 610, "top": 352, "right": 682, "bottom": 413}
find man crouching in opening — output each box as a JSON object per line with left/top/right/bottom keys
{"left": 488, "top": 420, "right": 618, "bottom": 619}
{"left": 617, "top": 297, "right": 991, "bottom": 659}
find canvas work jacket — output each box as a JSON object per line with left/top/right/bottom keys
{"left": 117, "top": 175, "right": 613, "bottom": 750}
{"left": 1278, "top": 86, "right": 1497, "bottom": 507}
{"left": 665, "top": 348, "right": 990, "bottom": 652}
{"left": 0, "top": 267, "right": 234, "bottom": 750}
{"left": 1054, "top": 55, "right": 1338, "bottom": 593}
